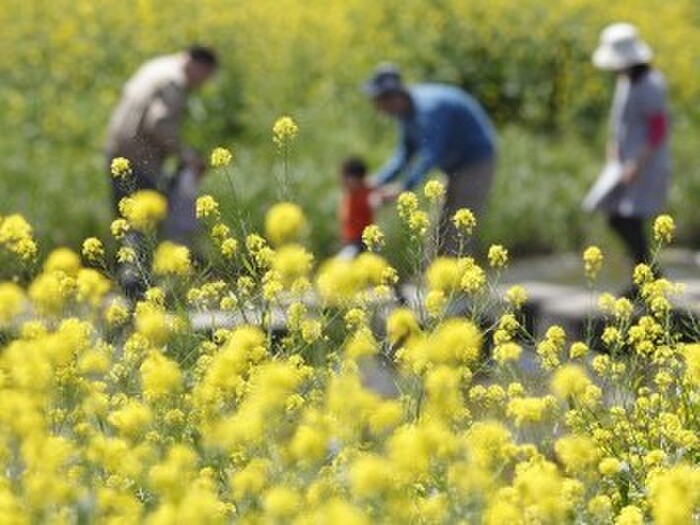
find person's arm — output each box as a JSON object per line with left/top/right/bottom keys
{"left": 372, "top": 126, "right": 413, "bottom": 187}
{"left": 401, "top": 111, "right": 449, "bottom": 191}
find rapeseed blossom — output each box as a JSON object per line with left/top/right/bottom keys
{"left": 653, "top": 214, "right": 675, "bottom": 243}
{"left": 110, "top": 156, "right": 132, "bottom": 179}
{"left": 119, "top": 190, "right": 167, "bottom": 231}
{"left": 210, "top": 146, "right": 233, "bottom": 168}
{"left": 0, "top": 187, "right": 695, "bottom": 524}
{"left": 153, "top": 242, "right": 191, "bottom": 276}
{"left": 195, "top": 195, "right": 220, "bottom": 219}
{"left": 583, "top": 245, "right": 603, "bottom": 280}
{"left": 265, "top": 202, "right": 306, "bottom": 246}
{"left": 272, "top": 116, "right": 299, "bottom": 148}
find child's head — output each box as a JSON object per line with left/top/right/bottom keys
{"left": 341, "top": 156, "right": 368, "bottom": 189}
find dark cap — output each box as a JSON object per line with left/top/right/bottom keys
{"left": 362, "top": 63, "right": 405, "bottom": 98}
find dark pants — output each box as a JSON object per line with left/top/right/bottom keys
{"left": 108, "top": 160, "right": 162, "bottom": 299}
{"left": 607, "top": 214, "right": 650, "bottom": 266}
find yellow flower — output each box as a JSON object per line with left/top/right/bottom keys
{"left": 615, "top": 505, "right": 644, "bottom": 525}
{"left": 0, "top": 283, "right": 25, "bottom": 323}
{"left": 494, "top": 342, "right": 522, "bottom": 365}
{"left": 459, "top": 258, "right": 485, "bottom": 294}
{"left": 682, "top": 343, "right": 700, "bottom": 385}
{"left": 569, "top": 341, "right": 589, "bottom": 359}
{"left": 426, "top": 257, "right": 461, "bottom": 292}
{"left": 271, "top": 244, "right": 313, "bottom": 287}
{"left": 195, "top": 194, "right": 219, "bottom": 219}
{"left": 550, "top": 364, "right": 593, "bottom": 401}
{"left": 210, "top": 146, "right": 233, "bottom": 168}
{"left": 386, "top": 307, "right": 420, "bottom": 346}
{"left": 648, "top": 464, "right": 700, "bottom": 525}
{"left": 44, "top": 247, "right": 81, "bottom": 276}
{"left": 653, "top": 214, "right": 675, "bottom": 243}
{"left": 75, "top": 268, "right": 111, "bottom": 306}
{"left": 108, "top": 400, "right": 152, "bottom": 439}
{"left": 210, "top": 223, "right": 230, "bottom": 244}
{"left": 117, "top": 247, "right": 137, "bottom": 264}
{"left": 272, "top": 116, "right": 299, "bottom": 148}
{"left": 135, "top": 303, "right": 170, "bottom": 347}
{"left": 153, "top": 242, "right": 191, "bottom": 276}
{"left": 119, "top": 190, "right": 167, "bottom": 231}
{"left": 82, "top": 237, "right": 105, "bottom": 261}
{"left": 0, "top": 214, "right": 37, "bottom": 260}
{"left": 396, "top": 191, "right": 419, "bottom": 220}
{"left": 300, "top": 319, "right": 322, "bottom": 343}
{"left": 598, "top": 457, "right": 622, "bottom": 476}
{"left": 140, "top": 350, "right": 183, "bottom": 401}
{"left": 505, "top": 285, "right": 528, "bottom": 308}
{"left": 231, "top": 459, "right": 269, "bottom": 500}
{"left": 349, "top": 455, "right": 394, "bottom": 497}
{"left": 104, "top": 299, "right": 129, "bottom": 327}
{"left": 587, "top": 495, "right": 613, "bottom": 520}
{"left": 506, "top": 396, "right": 553, "bottom": 426}
{"left": 220, "top": 238, "right": 238, "bottom": 259}
{"left": 110, "top": 218, "right": 130, "bottom": 239}
{"left": 263, "top": 486, "right": 300, "bottom": 518}
{"left": 425, "top": 289, "right": 446, "bottom": 317}
{"left": 487, "top": 244, "right": 509, "bottom": 268}
{"left": 361, "top": 224, "right": 384, "bottom": 251}
{"left": 423, "top": 179, "right": 445, "bottom": 202}
{"left": 110, "top": 157, "right": 132, "bottom": 179}
{"left": 289, "top": 424, "right": 327, "bottom": 463}
{"left": 582, "top": 246, "right": 603, "bottom": 280}
{"left": 265, "top": 202, "right": 306, "bottom": 246}
{"left": 554, "top": 435, "right": 600, "bottom": 474}
{"left": 452, "top": 208, "right": 476, "bottom": 235}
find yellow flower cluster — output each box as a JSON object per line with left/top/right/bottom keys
{"left": 210, "top": 146, "right": 233, "bottom": 168}
{"left": 0, "top": 204, "right": 697, "bottom": 523}
{"left": 582, "top": 245, "right": 604, "bottom": 280}
{"left": 110, "top": 156, "right": 132, "bottom": 179}
{"left": 0, "top": 214, "right": 38, "bottom": 260}
{"left": 265, "top": 202, "right": 307, "bottom": 246}
{"left": 272, "top": 116, "right": 299, "bottom": 148}
{"left": 119, "top": 190, "right": 167, "bottom": 231}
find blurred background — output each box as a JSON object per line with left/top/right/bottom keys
{"left": 2, "top": 0, "right": 700, "bottom": 268}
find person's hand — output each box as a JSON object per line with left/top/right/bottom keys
{"left": 373, "top": 183, "right": 402, "bottom": 205}
{"left": 621, "top": 161, "right": 640, "bottom": 186}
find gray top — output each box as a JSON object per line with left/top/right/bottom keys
{"left": 602, "top": 69, "right": 671, "bottom": 217}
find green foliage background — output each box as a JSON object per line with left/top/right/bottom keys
{"left": 2, "top": 0, "right": 700, "bottom": 260}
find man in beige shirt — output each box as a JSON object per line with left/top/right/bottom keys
{"left": 106, "top": 46, "right": 218, "bottom": 298}
{"left": 106, "top": 45, "right": 218, "bottom": 205}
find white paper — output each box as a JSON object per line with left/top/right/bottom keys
{"left": 582, "top": 161, "right": 623, "bottom": 213}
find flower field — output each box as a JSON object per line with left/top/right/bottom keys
{"left": 3, "top": 1, "right": 700, "bottom": 522}
{"left": 0, "top": 151, "right": 699, "bottom": 523}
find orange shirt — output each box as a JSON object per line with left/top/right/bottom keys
{"left": 341, "top": 186, "right": 373, "bottom": 244}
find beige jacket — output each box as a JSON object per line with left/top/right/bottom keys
{"left": 105, "top": 53, "right": 189, "bottom": 177}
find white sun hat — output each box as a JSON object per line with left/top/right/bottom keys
{"left": 592, "top": 23, "right": 653, "bottom": 70}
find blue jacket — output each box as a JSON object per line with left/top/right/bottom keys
{"left": 374, "top": 84, "right": 496, "bottom": 190}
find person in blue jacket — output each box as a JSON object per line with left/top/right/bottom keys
{"left": 365, "top": 63, "right": 497, "bottom": 256}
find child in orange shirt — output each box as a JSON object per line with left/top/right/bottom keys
{"left": 337, "top": 157, "right": 373, "bottom": 260}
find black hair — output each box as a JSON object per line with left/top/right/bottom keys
{"left": 187, "top": 45, "right": 219, "bottom": 68}
{"left": 341, "top": 156, "right": 368, "bottom": 179}
{"left": 628, "top": 63, "right": 651, "bottom": 83}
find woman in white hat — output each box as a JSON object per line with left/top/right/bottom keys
{"left": 592, "top": 22, "right": 671, "bottom": 290}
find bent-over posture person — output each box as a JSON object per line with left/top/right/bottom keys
{"left": 365, "top": 63, "right": 497, "bottom": 257}
{"left": 105, "top": 45, "right": 218, "bottom": 296}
